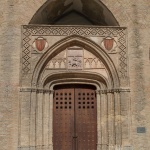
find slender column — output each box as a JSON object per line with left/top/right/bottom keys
{"left": 29, "top": 90, "right": 37, "bottom": 150}
{"left": 114, "top": 92, "right": 122, "bottom": 147}
{"left": 107, "top": 92, "right": 115, "bottom": 150}
{"left": 96, "top": 91, "right": 101, "bottom": 150}
{"left": 43, "top": 91, "right": 50, "bottom": 149}
{"left": 49, "top": 91, "right": 54, "bottom": 150}
{"left": 20, "top": 91, "right": 31, "bottom": 149}
{"left": 36, "top": 91, "right": 43, "bottom": 150}
{"left": 101, "top": 92, "right": 108, "bottom": 150}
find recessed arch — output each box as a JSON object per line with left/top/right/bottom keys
{"left": 32, "top": 35, "right": 120, "bottom": 89}
{"left": 29, "top": 0, "right": 119, "bottom": 26}
{"left": 42, "top": 71, "right": 108, "bottom": 90}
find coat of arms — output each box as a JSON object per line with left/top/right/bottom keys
{"left": 68, "top": 57, "right": 82, "bottom": 68}
{"left": 33, "top": 37, "right": 48, "bottom": 52}
{"left": 102, "top": 37, "right": 117, "bottom": 51}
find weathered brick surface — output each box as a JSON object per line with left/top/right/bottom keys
{"left": 0, "top": 0, "right": 150, "bottom": 150}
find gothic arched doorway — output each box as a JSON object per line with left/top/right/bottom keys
{"left": 19, "top": 0, "right": 131, "bottom": 150}
{"left": 30, "top": 35, "right": 121, "bottom": 150}
{"left": 20, "top": 27, "right": 129, "bottom": 150}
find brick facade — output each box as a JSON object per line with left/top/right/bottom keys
{"left": 0, "top": 0, "right": 149, "bottom": 150}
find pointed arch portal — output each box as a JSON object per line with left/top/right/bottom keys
{"left": 19, "top": 1, "right": 131, "bottom": 150}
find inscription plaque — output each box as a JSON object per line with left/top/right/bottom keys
{"left": 137, "top": 127, "right": 146, "bottom": 133}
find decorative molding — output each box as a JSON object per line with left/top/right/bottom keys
{"left": 22, "top": 25, "right": 127, "bottom": 79}
{"left": 118, "top": 29, "right": 127, "bottom": 78}
{"left": 20, "top": 87, "right": 130, "bottom": 94}
{"left": 22, "top": 29, "right": 31, "bottom": 73}
{"left": 20, "top": 87, "right": 53, "bottom": 93}
{"left": 96, "top": 88, "right": 130, "bottom": 94}
{"left": 46, "top": 48, "right": 105, "bottom": 70}
{"left": 23, "top": 25, "right": 126, "bottom": 36}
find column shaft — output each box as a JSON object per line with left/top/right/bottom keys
{"left": 36, "top": 92, "right": 43, "bottom": 149}
{"left": 97, "top": 91, "right": 101, "bottom": 150}
{"left": 101, "top": 92, "right": 108, "bottom": 150}
{"left": 43, "top": 92, "right": 50, "bottom": 149}
{"left": 20, "top": 92, "right": 31, "bottom": 147}
{"left": 114, "top": 92, "right": 122, "bottom": 146}
{"left": 108, "top": 92, "right": 115, "bottom": 150}
{"left": 30, "top": 91, "right": 37, "bottom": 148}
{"left": 49, "top": 91, "right": 54, "bottom": 150}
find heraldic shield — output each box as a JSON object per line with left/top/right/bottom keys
{"left": 35, "top": 37, "right": 47, "bottom": 51}
{"left": 104, "top": 37, "right": 114, "bottom": 51}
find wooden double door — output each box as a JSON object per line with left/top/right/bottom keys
{"left": 53, "top": 85, "right": 97, "bottom": 150}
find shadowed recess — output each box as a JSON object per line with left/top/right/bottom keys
{"left": 29, "top": 0, "right": 119, "bottom": 26}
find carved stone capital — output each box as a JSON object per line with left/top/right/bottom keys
{"left": 20, "top": 87, "right": 54, "bottom": 93}
{"left": 97, "top": 88, "right": 130, "bottom": 94}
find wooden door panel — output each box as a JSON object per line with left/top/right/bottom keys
{"left": 53, "top": 88, "right": 74, "bottom": 150}
{"left": 53, "top": 85, "right": 97, "bottom": 150}
{"left": 75, "top": 88, "right": 97, "bottom": 150}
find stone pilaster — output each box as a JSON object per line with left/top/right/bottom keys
{"left": 96, "top": 91, "right": 102, "bottom": 150}
{"left": 43, "top": 91, "right": 50, "bottom": 149}
{"left": 36, "top": 91, "right": 43, "bottom": 150}
{"left": 49, "top": 91, "right": 54, "bottom": 150}
{"left": 101, "top": 92, "right": 108, "bottom": 150}
{"left": 120, "top": 91, "right": 131, "bottom": 146}
{"left": 29, "top": 90, "right": 37, "bottom": 148}
{"left": 20, "top": 91, "right": 31, "bottom": 147}
{"left": 114, "top": 92, "right": 122, "bottom": 147}
{"left": 107, "top": 92, "right": 115, "bottom": 150}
